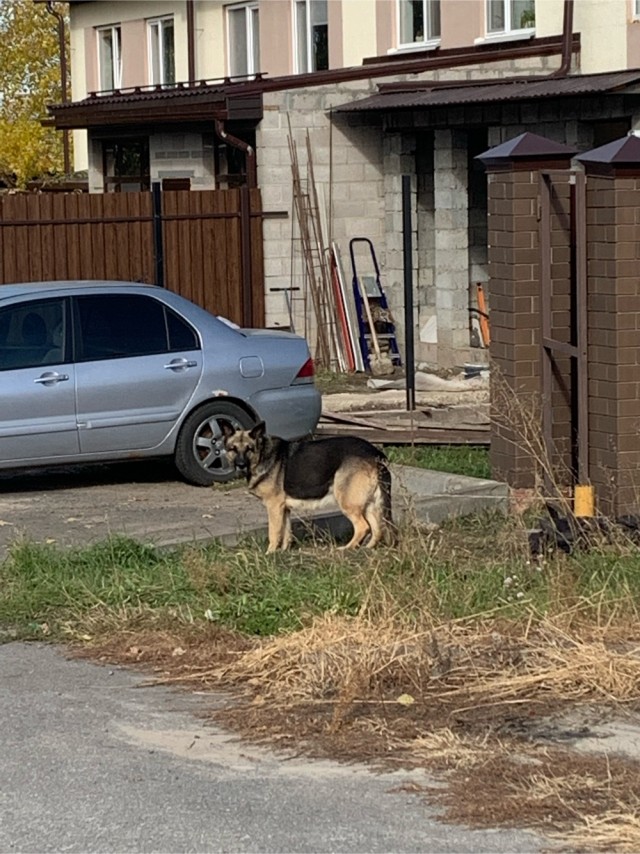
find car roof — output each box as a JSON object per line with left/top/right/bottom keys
{"left": 0, "top": 281, "right": 164, "bottom": 302}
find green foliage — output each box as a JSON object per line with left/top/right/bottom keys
{"left": 0, "top": 0, "right": 70, "bottom": 185}
{"left": 386, "top": 444, "right": 492, "bottom": 479}
{"left": 3, "top": 515, "right": 640, "bottom": 643}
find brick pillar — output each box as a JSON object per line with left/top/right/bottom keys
{"left": 577, "top": 137, "right": 640, "bottom": 517}
{"left": 477, "top": 133, "right": 577, "bottom": 488}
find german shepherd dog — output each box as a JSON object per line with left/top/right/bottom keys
{"left": 222, "top": 422, "right": 396, "bottom": 553}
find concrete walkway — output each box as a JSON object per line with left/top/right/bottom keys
{"left": 0, "top": 460, "right": 507, "bottom": 555}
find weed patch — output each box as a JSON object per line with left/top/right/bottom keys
{"left": 4, "top": 510, "right": 640, "bottom": 851}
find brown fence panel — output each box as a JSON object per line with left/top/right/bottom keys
{"left": 0, "top": 192, "right": 155, "bottom": 285}
{"left": 0, "top": 188, "right": 265, "bottom": 328}
{"left": 162, "top": 189, "right": 245, "bottom": 325}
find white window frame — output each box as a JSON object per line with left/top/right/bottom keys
{"left": 226, "top": 2, "right": 260, "bottom": 78}
{"left": 147, "top": 15, "right": 175, "bottom": 86}
{"left": 480, "top": 0, "right": 535, "bottom": 41}
{"left": 396, "top": 0, "right": 441, "bottom": 50}
{"left": 293, "top": 0, "right": 328, "bottom": 74}
{"left": 634, "top": 0, "right": 640, "bottom": 19}
{"left": 96, "top": 25, "right": 122, "bottom": 92}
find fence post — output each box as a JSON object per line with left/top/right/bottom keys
{"left": 152, "top": 181, "right": 164, "bottom": 288}
{"left": 402, "top": 175, "right": 415, "bottom": 412}
{"left": 240, "top": 185, "right": 252, "bottom": 328}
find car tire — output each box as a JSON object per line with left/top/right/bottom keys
{"left": 174, "top": 400, "right": 256, "bottom": 486}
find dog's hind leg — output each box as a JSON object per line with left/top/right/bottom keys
{"left": 338, "top": 509, "right": 371, "bottom": 549}
{"left": 363, "top": 501, "right": 384, "bottom": 548}
{"left": 334, "top": 468, "right": 377, "bottom": 549}
{"left": 281, "top": 508, "right": 293, "bottom": 551}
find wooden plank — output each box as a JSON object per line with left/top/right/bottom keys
{"left": 51, "top": 194, "right": 68, "bottom": 279}
{"left": 315, "top": 422, "right": 489, "bottom": 445}
{"left": 88, "top": 194, "right": 106, "bottom": 280}
{"left": 162, "top": 191, "right": 180, "bottom": 295}
{"left": 189, "top": 190, "right": 204, "bottom": 309}
{"left": 321, "top": 409, "right": 393, "bottom": 431}
{"left": 65, "top": 194, "right": 81, "bottom": 280}
{"left": 13, "top": 195, "right": 30, "bottom": 281}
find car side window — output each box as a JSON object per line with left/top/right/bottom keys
{"left": 76, "top": 294, "right": 170, "bottom": 361}
{"left": 0, "top": 298, "right": 66, "bottom": 371}
{"left": 166, "top": 307, "right": 199, "bottom": 352}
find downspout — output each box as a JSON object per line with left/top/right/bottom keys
{"left": 214, "top": 119, "right": 256, "bottom": 328}
{"left": 44, "top": 1, "right": 71, "bottom": 174}
{"left": 214, "top": 119, "right": 257, "bottom": 188}
{"left": 550, "top": 0, "right": 574, "bottom": 78}
{"left": 186, "top": 0, "right": 196, "bottom": 84}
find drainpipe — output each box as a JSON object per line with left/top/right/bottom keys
{"left": 550, "top": 0, "right": 574, "bottom": 78}
{"left": 44, "top": 1, "right": 71, "bottom": 174}
{"left": 186, "top": 0, "right": 196, "bottom": 84}
{"left": 214, "top": 119, "right": 257, "bottom": 188}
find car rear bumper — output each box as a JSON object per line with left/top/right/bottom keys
{"left": 250, "top": 384, "right": 322, "bottom": 439}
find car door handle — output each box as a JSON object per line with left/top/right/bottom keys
{"left": 34, "top": 372, "right": 69, "bottom": 385}
{"left": 164, "top": 358, "right": 197, "bottom": 370}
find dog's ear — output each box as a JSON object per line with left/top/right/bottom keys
{"left": 249, "top": 421, "right": 266, "bottom": 441}
{"left": 221, "top": 421, "right": 236, "bottom": 440}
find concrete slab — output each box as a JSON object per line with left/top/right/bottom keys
{"left": 0, "top": 461, "right": 508, "bottom": 555}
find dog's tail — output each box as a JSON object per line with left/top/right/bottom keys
{"left": 378, "top": 458, "right": 398, "bottom": 546}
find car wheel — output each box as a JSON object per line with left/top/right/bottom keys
{"left": 174, "top": 401, "right": 256, "bottom": 486}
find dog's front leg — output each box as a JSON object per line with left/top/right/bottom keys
{"left": 266, "top": 502, "right": 287, "bottom": 553}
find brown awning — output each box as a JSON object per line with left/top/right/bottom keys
{"left": 334, "top": 69, "right": 640, "bottom": 113}
{"left": 48, "top": 80, "right": 263, "bottom": 129}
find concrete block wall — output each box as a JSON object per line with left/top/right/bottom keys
{"left": 150, "top": 133, "right": 216, "bottom": 188}
{"left": 255, "top": 53, "right": 553, "bottom": 364}
{"left": 258, "top": 81, "right": 385, "bottom": 336}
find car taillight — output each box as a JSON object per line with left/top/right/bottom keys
{"left": 295, "top": 357, "right": 315, "bottom": 379}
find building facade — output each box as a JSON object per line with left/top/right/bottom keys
{"left": 52, "top": 0, "right": 640, "bottom": 368}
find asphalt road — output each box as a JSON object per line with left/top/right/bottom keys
{"left": 0, "top": 643, "right": 543, "bottom": 854}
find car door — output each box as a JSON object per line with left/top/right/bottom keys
{"left": 0, "top": 296, "right": 79, "bottom": 463}
{"left": 73, "top": 292, "right": 203, "bottom": 454}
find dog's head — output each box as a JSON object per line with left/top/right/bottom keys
{"left": 222, "top": 421, "right": 266, "bottom": 477}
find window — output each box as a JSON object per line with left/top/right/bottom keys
{"left": 487, "top": 0, "right": 535, "bottom": 34}
{"left": 294, "top": 0, "right": 328, "bottom": 73}
{"left": 97, "top": 25, "right": 122, "bottom": 91}
{"left": 398, "top": 0, "right": 441, "bottom": 47}
{"left": 227, "top": 3, "right": 260, "bottom": 77}
{"left": 76, "top": 295, "right": 199, "bottom": 362}
{"left": 103, "top": 138, "right": 150, "bottom": 193}
{"left": 148, "top": 16, "right": 175, "bottom": 85}
{"left": 0, "top": 299, "right": 66, "bottom": 371}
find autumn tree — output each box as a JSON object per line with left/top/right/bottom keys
{"left": 0, "top": 0, "right": 70, "bottom": 187}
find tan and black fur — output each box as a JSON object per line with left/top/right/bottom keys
{"left": 222, "top": 422, "right": 396, "bottom": 553}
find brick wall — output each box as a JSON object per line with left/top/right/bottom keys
{"left": 586, "top": 173, "right": 640, "bottom": 516}
{"left": 487, "top": 167, "right": 542, "bottom": 487}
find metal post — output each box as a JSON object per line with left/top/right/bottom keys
{"left": 152, "top": 182, "right": 164, "bottom": 288}
{"left": 240, "top": 185, "right": 253, "bottom": 328}
{"left": 402, "top": 175, "right": 415, "bottom": 412}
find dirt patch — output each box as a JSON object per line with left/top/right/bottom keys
{"left": 77, "top": 618, "right": 640, "bottom": 853}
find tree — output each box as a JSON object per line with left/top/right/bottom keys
{"left": 0, "top": 0, "right": 70, "bottom": 187}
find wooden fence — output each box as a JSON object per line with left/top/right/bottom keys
{"left": 0, "top": 186, "right": 265, "bottom": 328}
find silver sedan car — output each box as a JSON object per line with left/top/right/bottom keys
{"left": 0, "top": 281, "right": 321, "bottom": 485}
